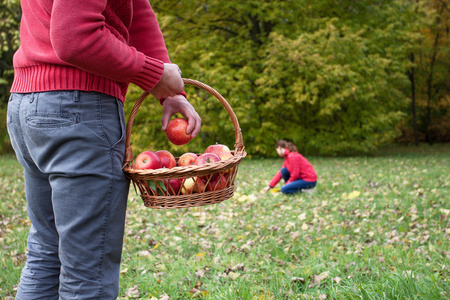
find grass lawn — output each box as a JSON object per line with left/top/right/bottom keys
{"left": 0, "top": 144, "right": 449, "bottom": 299}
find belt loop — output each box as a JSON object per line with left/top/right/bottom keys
{"left": 74, "top": 90, "right": 80, "bottom": 102}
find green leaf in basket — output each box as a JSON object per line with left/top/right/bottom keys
{"left": 147, "top": 180, "right": 167, "bottom": 196}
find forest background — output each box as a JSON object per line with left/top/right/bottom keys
{"left": 0, "top": 0, "right": 448, "bottom": 157}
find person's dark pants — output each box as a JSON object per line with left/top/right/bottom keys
{"left": 280, "top": 167, "right": 316, "bottom": 194}
{"left": 7, "top": 91, "right": 130, "bottom": 299}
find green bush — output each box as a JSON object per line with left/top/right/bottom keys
{"left": 0, "top": 106, "right": 13, "bottom": 154}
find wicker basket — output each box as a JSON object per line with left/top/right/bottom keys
{"left": 122, "top": 78, "right": 247, "bottom": 209}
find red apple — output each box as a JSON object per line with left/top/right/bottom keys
{"left": 204, "top": 144, "right": 231, "bottom": 155}
{"left": 155, "top": 150, "right": 176, "bottom": 169}
{"left": 194, "top": 153, "right": 221, "bottom": 180}
{"left": 166, "top": 118, "right": 192, "bottom": 145}
{"left": 222, "top": 173, "right": 230, "bottom": 181}
{"left": 205, "top": 144, "right": 233, "bottom": 163}
{"left": 134, "top": 151, "right": 162, "bottom": 170}
{"left": 216, "top": 151, "right": 233, "bottom": 161}
{"left": 178, "top": 152, "right": 198, "bottom": 167}
{"left": 194, "top": 153, "right": 221, "bottom": 165}
{"left": 181, "top": 177, "right": 206, "bottom": 195}
{"left": 164, "top": 179, "right": 182, "bottom": 195}
{"left": 206, "top": 176, "right": 227, "bottom": 192}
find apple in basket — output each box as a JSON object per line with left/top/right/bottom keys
{"left": 164, "top": 179, "right": 182, "bottom": 195}
{"left": 194, "top": 152, "right": 221, "bottom": 180}
{"left": 155, "top": 150, "right": 176, "bottom": 169}
{"left": 178, "top": 152, "right": 198, "bottom": 167}
{"left": 166, "top": 118, "right": 192, "bottom": 145}
{"left": 181, "top": 177, "right": 206, "bottom": 195}
{"left": 206, "top": 175, "right": 227, "bottom": 192}
{"left": 204, "top": 144, "right": 233, "bottom": 161}
{"left": 134, "top": 151, "right": 162, "bottom": 170}
{"left": 194, "top": 153, "right": 221, "bottom": 165}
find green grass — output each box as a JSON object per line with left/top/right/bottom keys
{"left": 1, "top": 144, "right": 449, "bottom": 299}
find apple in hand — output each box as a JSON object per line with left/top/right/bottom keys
{"left": 166, "top": 118, "right": 192, "bottom": 145}
{"left": 178, "top": 152, "right": 198, "bottom": 167}
{"left": 206, "top": 175, "right": 227, "bottom": 192}
{"left": 155, "top": 150, "right": 176, "bottom": 169}
{"left": 164, "top": 179, "right": 182, "bottom": 195}
{"left": 134, "top": 151, "right": 162, "bottom": 170}
{"left": 181, "top": 177, "right": 206, "bottom": 195}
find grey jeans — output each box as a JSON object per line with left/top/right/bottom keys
{"left": 7, "top": 91, "right": 130, "bottom": 299}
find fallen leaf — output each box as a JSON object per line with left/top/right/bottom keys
{"left": 309, "top": 271, "right": 329, "bottom": 288}
{"left": 301, "top": 223, "right": 309, "bottom": 231}
{"left": 126, "top": 285, "right": 140, "bottom": 298}
{"left": 291, "top": 277, "right": 306, "bottom": 283}
{"left": 439, "top": 208, "right": 450, "bottom": 215}
{"left": 333, "top": 277, "right": 342, "bottom": 284}
{"left": 298, "top": 212, "right": 307, "bottom": 221}
{"left": 228, "top": 271, "right": 240, "bottom": 280}
{"left": 347, "top": 191, "right": 361, "bottom": 200}
{"left": 195, "top": 252, "right": 206, "bottom": 261}
{"left": 195, "top": 269, "right": 206, "bottom": 278}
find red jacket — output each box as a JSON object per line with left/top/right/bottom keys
{"left": 11, "top": 0, "right": 172, "bottom": 102}
{"left": 269, "top": 149, "right": 317, "bottom": 188}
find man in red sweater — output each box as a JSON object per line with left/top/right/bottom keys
{"left": 262, "top": 140, "right": 317, "bottom": 194}
{"left": 7, "top": 0, "right": 201, "bottom": 298}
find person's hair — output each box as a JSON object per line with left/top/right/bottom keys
{"left": 286, "top": 142, "right": 298, "bottom": 153}
{"left": 275, "top": 140, "right": 298, "bottom": 153}
{"left": 275, "top": 140, "right": 288, "bottom": 149}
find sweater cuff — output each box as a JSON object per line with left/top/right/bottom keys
{"left": 159, "top": 91, "right": 187, "bottom": 105}
{"left": 132, "top": 55, "right": 165, "bottom": 92}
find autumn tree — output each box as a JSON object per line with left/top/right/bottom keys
{"left": 0, "top": 0, "right": 21, "bottom": 104}
{"left": 416, "top": 0, "right": 450, "bottom": 144}
{"left": 124, "top": 0, "right": 423, "bottom": 155}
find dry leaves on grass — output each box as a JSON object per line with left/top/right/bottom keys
{"left": 150, "top": 294, "right": 170, "bottom": 300}
{"left": 308, "top": 271, "right": 329, "bottom": 288}
{"left": 125, "top": 285, "right": 140, "bottom": 298}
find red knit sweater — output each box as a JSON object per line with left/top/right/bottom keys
{"left": 269, "top": 149, "right": 317, "bottom": 188}
{"left": 11, "top": 0, "right": 173, "bottom": 102}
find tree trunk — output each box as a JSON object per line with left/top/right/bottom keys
{"left": 408, "top": 53, "right": 419, "bottom": 146}
{"left": 425, "top": 29, "right": 440, "bottom": 145}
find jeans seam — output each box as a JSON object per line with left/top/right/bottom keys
{"left": 96, "top": 93, "right": 108, "bottom": 149}
{"left": 98, "top": 96, "right": 124, "bottom": 150}
{"left": 97, "top": 137, "right": 115, "bottom": 298}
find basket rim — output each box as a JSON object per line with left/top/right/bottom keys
{"left": 122, "top": 78, "right": 245, "bottom": 170}
{"left": 123, "top": 150, "right": 246, "bottom": 179}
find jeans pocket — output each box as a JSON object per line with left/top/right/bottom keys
{"left": 6, "top": 94, "right": 14, "bottom": 125}
{"left": 26, "top": 113, "right": 79, "bottom": 129}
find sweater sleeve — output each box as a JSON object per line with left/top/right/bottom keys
{"left": 50, "top": 0, "right": 164, "bottom": 92}
{"left": 129, "top": 0, "right": 187, "bottom": 103}
{"left": 129, "top": 0, "right": 170, "bottom": 63}
{"left": 269, "top": 171, "right": 282, "bottom": 188}
{"left": 269, "top": 159, "right": 287, "bottom": 188}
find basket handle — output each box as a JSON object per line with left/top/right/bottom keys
{"left": 123, "top": 78, "right": 245, "bottom": 168}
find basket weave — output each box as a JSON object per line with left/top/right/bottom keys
{"left": 122, "top": 78, "right": 247, "bottom": 209}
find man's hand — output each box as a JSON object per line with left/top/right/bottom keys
{"left": 150, "top": 63, "right": 184, "bottom": 99}
{"left": 161, "top": 94, "right": 201, "bottom": 138}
